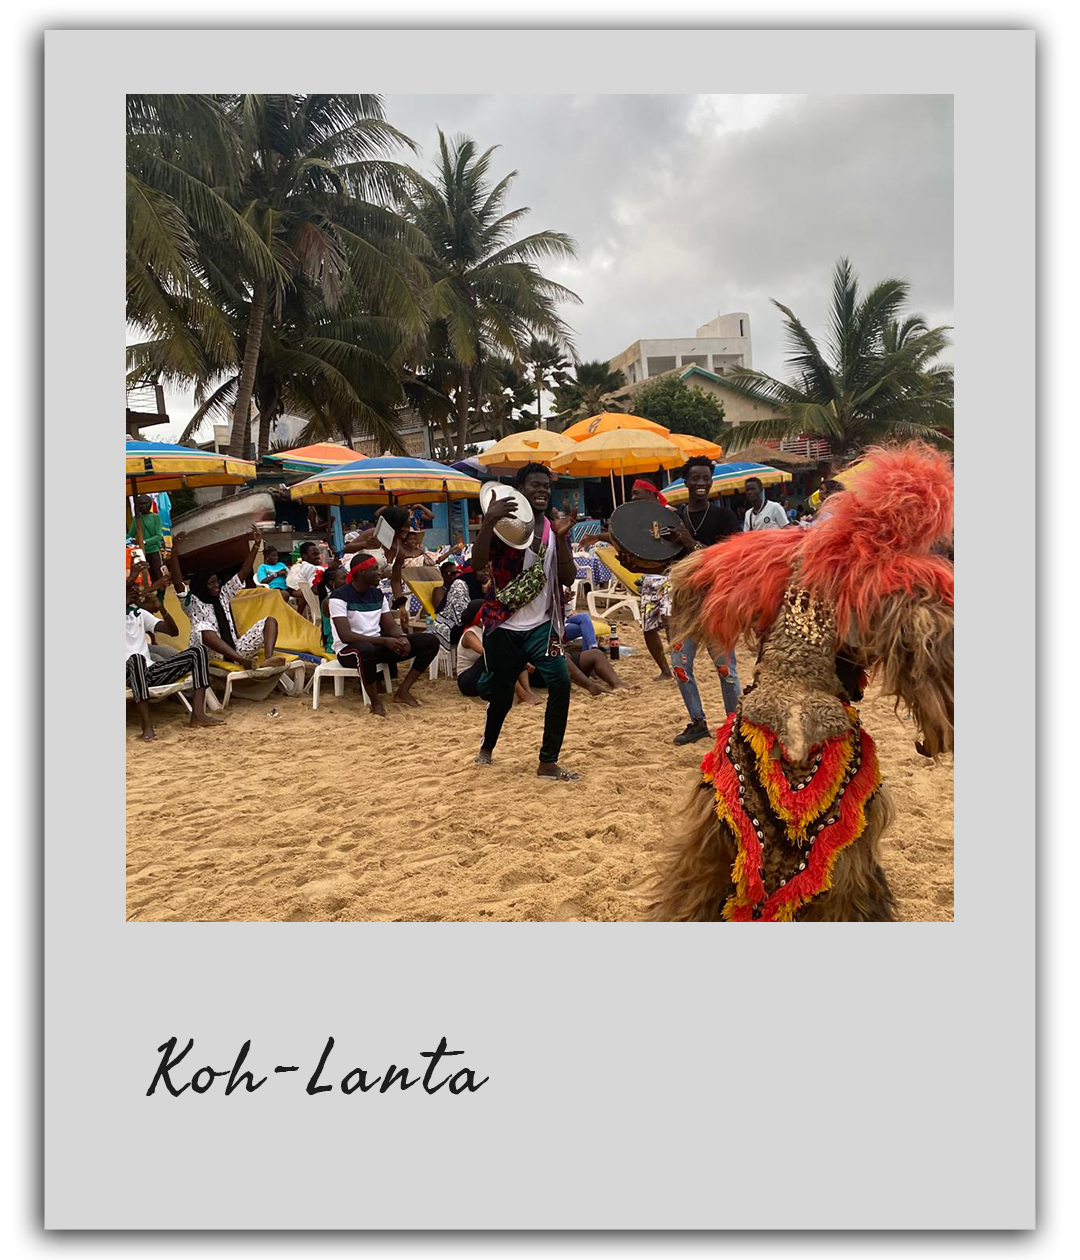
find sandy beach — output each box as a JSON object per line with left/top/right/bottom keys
{"left": 126, "top": 621, "right": 953, "bottom": 923}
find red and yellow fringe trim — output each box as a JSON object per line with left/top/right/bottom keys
{"left": 701, "top": 711, "right": 881, "bottom": 922}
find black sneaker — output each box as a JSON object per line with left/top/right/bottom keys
{"left": 673, "top": 720, "right": 710, "bottom": 745}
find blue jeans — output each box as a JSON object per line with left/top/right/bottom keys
{"left": 671, "top": 636, "right": 740, "bottom": 724}
{"left": 563, "top": 612, "right": 598, "bottom": 650}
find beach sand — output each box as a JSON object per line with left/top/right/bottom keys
{"left": 126, "top": 621, "right": 953, "bottom": 923}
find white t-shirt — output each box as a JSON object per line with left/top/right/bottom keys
{"left": 125, "top": 608, "right": 160, "bottom": 665}
{"left": 744, "top": 501, "right": 790, "bottom": 531}
{"left": 456, "top": 628, "right": 483, "bottom": 675}
{"left": 501, "top": 535, "right": 558, "bottom": 632}
{"left": 286, "top": 560, "right": 319, "bottom": 590}
{"left": 326, "top": 586, "right": 391, "bottom": 654}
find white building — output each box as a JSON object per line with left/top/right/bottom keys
{"left": 608, "top": 312, "right": 753, "bottom": 386}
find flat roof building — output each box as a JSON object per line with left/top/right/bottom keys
{"left": 608, "top": 312, "right": 752, "bottom": 386}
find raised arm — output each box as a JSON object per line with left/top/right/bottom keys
{"left": 550, "top": 510, "right": 578, "bottom": 587}
{"left": 237, "top": 528, "right": 261, "bottom": 584}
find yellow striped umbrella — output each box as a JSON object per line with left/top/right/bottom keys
{"left": 549, "top": 427, "right": 684, "bottom": 504}
{"left": 288, "top": 456, "right": 482, "bottom": 506}
{"left": 667, "top": 432, "right": 724, "bottom": 459}
{"left": 126, "top": 440, "right": 257, "bottom": 494}
{"left": 476, "top": 428, "right": 576, "bottom": 470}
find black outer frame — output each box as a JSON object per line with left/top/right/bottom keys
{"left": 18, "top": 2, "right": 1053, "bottom": 1249}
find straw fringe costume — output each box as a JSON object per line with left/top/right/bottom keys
{"left": 645, "top": 444, "right": 954, "bottom": 923}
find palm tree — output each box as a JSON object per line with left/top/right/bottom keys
{"left": 720, "top": 258, "right": 953, "bottom": 463}
{"left": 551, "top": 359, "right": 626, "bottom": 425}
{"left": 523, "top": 338, "right": 571, "bottom": 427}
{"left": 402, "top": 131, "right": 580, "bottom": 454}
{"left": 128, "top": 94, "right": 431, "bottom": 458}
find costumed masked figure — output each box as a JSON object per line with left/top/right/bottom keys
{"left": 646, "top": 444, "right": 954, "bottom": 922}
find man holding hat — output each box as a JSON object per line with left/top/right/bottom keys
{"left": 471, "top": 463, "right": 580, "bottom": 781}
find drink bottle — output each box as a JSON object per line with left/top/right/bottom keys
{"left": 609, "top": 624, "right": 620, "bottom": 661}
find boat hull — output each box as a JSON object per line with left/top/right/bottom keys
{"left": 172, "top": 490, "right": 275, "bottom": 576}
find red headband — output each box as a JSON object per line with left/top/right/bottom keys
{"left": 633, "top": 479, "right": 667, "bottom": 506}
{"left": 348, "top": 555, "right": 378, "bottom": 582}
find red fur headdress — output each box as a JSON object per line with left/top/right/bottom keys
{"left": 672, "top": 443, "right": 954, "bottom": 648}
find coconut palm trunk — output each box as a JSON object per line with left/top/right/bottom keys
{"left": 228, "top": 278, "right": 269, "bottom": 459}
{"left": 455, "top": 371, "right": 470, "bottom": 456}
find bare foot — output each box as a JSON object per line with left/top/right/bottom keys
{"left": 369, "top": 700, "right": 387, "bottom": 717}
{"left": 587, "top": 682, "right": 605, "bottom": 698}
{"left": 654, "top": 671, "right": 673, "bottom": 682}
{"left": 526, "top": 692, "right": 543, "bottom": 705}
{"left": 189, "top": 714, "right": 226, "bottom": 728}
{"left": 393, "top": 690, "right": 420, "bottom": 708}
{"left": 139, "top": 729, "right": 157, "bottom": 742}
{"left": 537, "top": 762, "right": 580, "bottom": 781}
{"left": 474, "top": 749, "right": 493, "bottom": 766}
{"left": 262, "top": 655, "right": 287, "bottom": 669}
{"left": 612, "top": 678, "right": 633, "bottom": 690}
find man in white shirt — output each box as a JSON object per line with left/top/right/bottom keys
{"left": 126, "top": 563, "right": 223, "bottom": 741}
{"left": 469, "top": 463, "right": 580, "bottom": 780}
{"left": 744, "top": 477, "right": 790, "bottom": 531}
{"left": 327, "top": 554, "right": 439, "bottom": 716}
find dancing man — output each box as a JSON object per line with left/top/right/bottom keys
{"left": 471, "top": 463, "right": 580, "bottom": 781}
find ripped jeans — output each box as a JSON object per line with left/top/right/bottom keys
{"left": 670, "top": 636, "right": 741, "bottom": 724}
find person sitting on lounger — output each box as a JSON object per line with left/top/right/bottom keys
{"left": 126, "top": 562, "right": 224, "bottom": 741}
{"left": 187, "top": 528, "right": 287, "bottom": 670}
{"left": 433, "top": 561, "right": 489, "bottom": 651}
{"left": 327, "top": 554, "right": 439, "bottom": 716}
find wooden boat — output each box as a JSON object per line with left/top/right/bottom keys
{"left": 171, "top": 488, "right": 276, "bottom": 576}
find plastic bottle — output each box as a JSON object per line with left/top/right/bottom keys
{"left": 609, "top": 623, "right": 620, "bottom": 661}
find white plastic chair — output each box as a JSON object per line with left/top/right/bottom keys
{"left": 586, "top": 584, "right": 641, "bottom": 624}
{"left": 430, "top": 644, "right": 458, "bottom": 681}
{"left": 296, "top": 581, "right": 321, "bottom": 622}
{"left": 211, "top": 659, "right": 306, "bottom": 708}
{"left": 311, "top": 659, "right": 393, "bottom": 710}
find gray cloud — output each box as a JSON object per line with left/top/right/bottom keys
{"left": 154, "top": 94, "right": 953, "bottom": 436}
{"left": 385, "top": 92, "right": 953, "bottom": 377}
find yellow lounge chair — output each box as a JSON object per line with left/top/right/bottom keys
{"left": 154, "top": 586, "right": 314, "bottom": 707}
{"left": 404, "top": 569, "right": 455, "bottom": 680}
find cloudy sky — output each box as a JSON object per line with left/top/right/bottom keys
{"left": 154, "top": 94, "right": 953, "bottom": 437}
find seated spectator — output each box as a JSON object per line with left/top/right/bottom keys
{"left": 433, "top": 562, "right": 489, "bottom": 650}
{"left": 313, "top": 563, "right": 348, "bottom": 653}
{"left": 456, "top": 623, "right": 538, "bottom": 706}
{"left": 126, "top": 562, "right": 223, "bottom": 741}
{"left": 327, "top": 555, "right": 438, "bottom": 716}
{"left": 562, "top": 593, "right": 600, "bottom": 652}
{"left": 255, "top": 545, "right": 289, "bottom": 594}
{"left": 188, "top": 529, "right": 287, "bottom": 669}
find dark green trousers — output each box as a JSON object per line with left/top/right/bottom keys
{"left": 478, "top": 619, "right": 571, "bottom": 764}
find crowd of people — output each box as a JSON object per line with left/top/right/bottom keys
{"left": 125, "top": 454, "right": 806, "bottom": 765}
